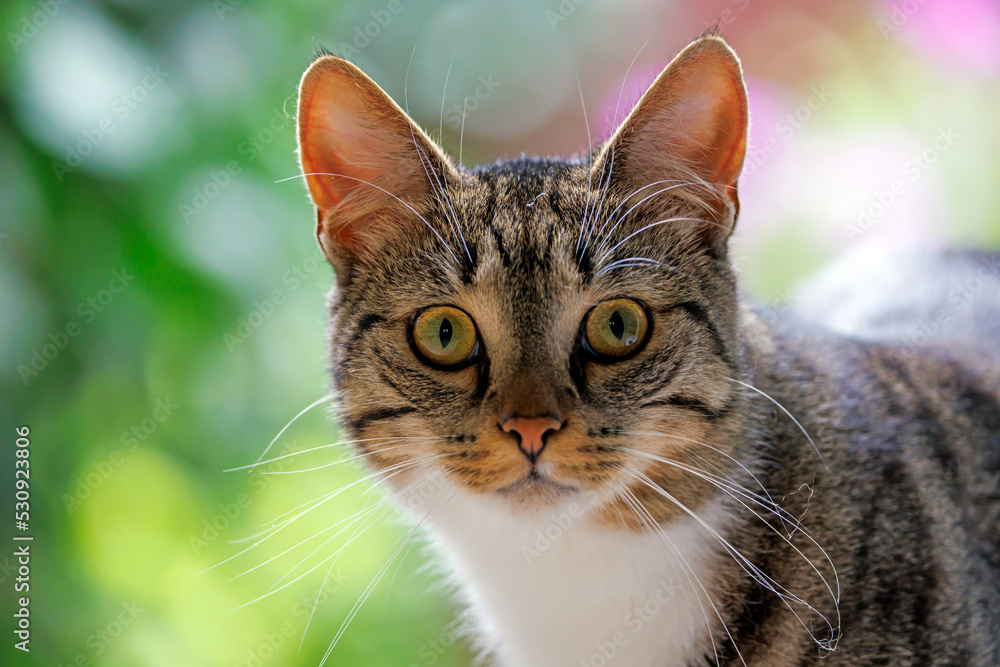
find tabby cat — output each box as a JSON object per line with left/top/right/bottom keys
{"left": 293, "top": 33, "right": 1000, "bottom": 666}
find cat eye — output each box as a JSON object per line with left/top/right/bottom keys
{"left": 582, "top": 298, "right": 650, "bottom": 360}
{"left": 409, "top": 306, "right": 480, "bottom": 368}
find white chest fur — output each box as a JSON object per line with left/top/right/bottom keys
{"left": 420, "top": 490, "right": 725, "bottom": 667}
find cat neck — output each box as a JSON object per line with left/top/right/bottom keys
{"left": 418, "top": 487, "right": 731, "bottom": 667}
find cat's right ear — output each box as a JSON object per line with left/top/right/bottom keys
{"left": 296, "top": 55, "right": 456, "bottom": 276}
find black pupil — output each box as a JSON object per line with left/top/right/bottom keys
{"left": 609, "top": 310, "right": 625, "bottom": 340}
{"left": 439, "top": 318, "right": 453, "bottom": 348}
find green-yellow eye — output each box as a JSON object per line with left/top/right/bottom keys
{"left": 410, "top": 306, "right": 479, "bottom": 367}
{"left": 584, "top": 298, "right": 650, "bottom": 359}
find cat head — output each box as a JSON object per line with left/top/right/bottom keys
{"left": 296, "top": 35, "right": 749, "bottom": 521}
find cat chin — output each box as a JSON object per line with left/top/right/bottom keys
{"left": 422, "top": 470, "right": 597, "bottom": 524}
{"left": 494, "top": 469, "right": 579, "bottom": 510}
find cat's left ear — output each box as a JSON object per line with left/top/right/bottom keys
{"left": 597, "top": 35, "right": 748, "bottom": 245}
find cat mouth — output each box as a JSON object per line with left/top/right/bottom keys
{"left": 496, "top": 468, "right": 577, "bottom": 499}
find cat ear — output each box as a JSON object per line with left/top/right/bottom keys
{"left": 596, "top": 35, "right": 748, "bottom": 245}
{"left": 296, "top": 54, "right": 456, "bottom": 271}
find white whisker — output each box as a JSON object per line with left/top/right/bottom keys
{"left": 599, "top": 216, "right": 708, "bottom": 263}
{"left": 318, "top": 486, "right": 455, "bottom": 664}
{"left": 279, "top": 171, "right": 460, "bottom": 264}
{"left": 224, "top": 436, "right": 438, "bottom": 472}
{"left": 579, "top": 36, "right": 653, "bottom": 261}
{"left": 405, "top": 48, "right": 472, "bottom": 267}
{"left": 612, "top": 430, "right": 780, "bottom": 515}
{"left": 579, "top": 143, "right": 615, "bottom": 259}
{"left": 617, "top": 483, "right": 728, "bottom": 667}
{"left": 226, "top": 505, "right": 393, "bottom": 615}
{"left": 226, "top": 459, "right": 445, "bottom": 617}
{"left": 263, "top": 449, "right": 443, "bottom": 476}
{"left": 610, "top": 36, "right": 651, "bottom": 131}
{"left": 596, "top": 181, "right": 699, "bottom": 255}
{"left": 626, "top": 469, "right": 840, "bottom": 651}
{"left": 617, "top": 446, "right": 840, "bottom": 606}
{"left": 573, "top": 70, "right": 594, "bottom": 260}
{"left": 725, "top": 377, "right": 828, "bottom": 470}
{"left": 458, "top": 74, "right": 469, "bottom": 166}
{"left": 439, "top": 48, "right": 459, "bottom": 145}
{"left": 596, "top": 258, "right": 683, "bottom": 276}
{"left": 243, "top": 393, "right": 336, "bottom": 474}
{"left": 227, "top": 501, "right": 385, "bottom": 585}
{"left": 598, "top": 179, "right": 696, "bottom": 238}
{"left": 209, "top": 456, "right": 433, "bottom": 577}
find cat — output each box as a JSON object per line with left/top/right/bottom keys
{"left": 292, "top": 32, "right": 1000, "bottom": 666}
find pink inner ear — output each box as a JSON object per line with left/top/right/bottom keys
{"left": 619, "top": 42, "right": 748, "bottom": 194}
{"left": 299, "top": 71, "right": 405, "bottom": 205}
{"left": 297, "top": 58, "right": 430, "bottom": 252}
{"left": 695, "top": 68, "right": 749, "bottom": 189}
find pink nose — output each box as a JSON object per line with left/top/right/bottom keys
{"left": 501, "top": 416, "right": 563, "bottom": 462}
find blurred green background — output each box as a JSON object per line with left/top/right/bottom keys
{"left": 1, "top": 0, "right": 999, "bottom": 665}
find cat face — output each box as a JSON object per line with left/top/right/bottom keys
{"left": 296, "top": 37, "right": 749, "bottom": 520}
